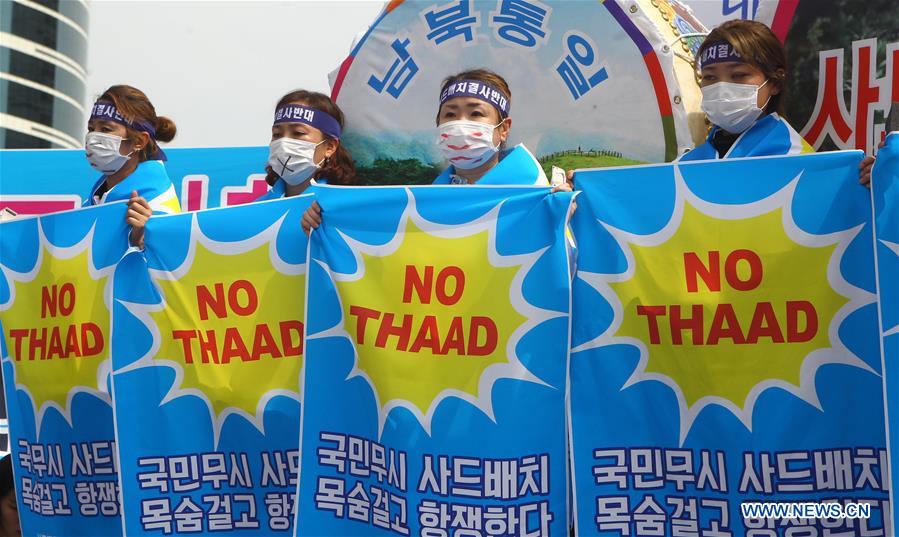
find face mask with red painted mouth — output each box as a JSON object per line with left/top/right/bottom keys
{"left": 436, "top": 119, "right": 503, "bottom": 170}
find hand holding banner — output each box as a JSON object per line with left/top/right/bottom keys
{"left": 872, "top": 131, "right": 899, "bottom": 529}
{"left": 110, "top": 196, "right": 312, "bottom": 535}
{"left": 1, "top": 203, "right": 130, "bottom": 536}
{"left": 298, "top": 185, "right": 575, "bottom": 536}
{"left": 570, "top": 151, "right": 890, "bottom": 535}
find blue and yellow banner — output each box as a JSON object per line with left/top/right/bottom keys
{"left": 873, "top": 132, "right": 899, "bottom": 527}
{"left": 2, "top": 150, "right": 897, "bottom": 536}
{"left": 298, "top": 185, "right": 575, "bottom": 535}
{"left": 110, "top": 196, "right": 312, "bottom": 535}
{"left": 570, "top": 151, "right": 890, "bottom": 535}
{"left": 0, "top": 146, "right": 269, "bottom": 216}
{"left": 0, "top": 202, "right": 130, "bottom": 537}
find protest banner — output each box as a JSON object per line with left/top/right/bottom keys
{"left": 0, "top": 146, "right": 270, "bottom": 217}
{"left": 569, "top": 151, "right": 891, "bottom": 535}
{"left": 0, "top": 202, "right": 130, "bottom": 536}
{"left": 297, "top": 185, "right": 574, "bottom": 535}
{"left": 872, "top": 131, "right": 899, "bottom": 528}
{"left": 109, "top": 195, "right": 312, "bottom": 535}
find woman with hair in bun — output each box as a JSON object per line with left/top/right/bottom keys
{"left": 84, "top": 84, "right": 179, "bottom": 247}
{"left": 258, "top": 89, "right": 355, "bottom": 200}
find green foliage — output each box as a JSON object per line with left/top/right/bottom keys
{"left": 354, "top": 152, "right": 647, "bottom": 185}
{"left": 355, "top": 158, "right": 444, "bottom": 185}
{"left": 540, "top": 154, "right": 645, "bottom": 176}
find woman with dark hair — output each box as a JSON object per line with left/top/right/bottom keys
{"left": 0, "top": 455, "right": 19, "bottom": 537}
{"left": 258, "top": 89, "right": 355, "bottom": 201}
{"left": 430, "top": 68, "right": 552, "bottom": 185}
{"left": 680, "top": 19, "right": 814, "bottom": 161}
{"left": 84, "top": 85, "right": 180, "bottom": 247}
{"left": 301, "top": 69, "right": 570, "bottom": 232}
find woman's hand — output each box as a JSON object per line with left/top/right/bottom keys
{"left": 859, "top": 138, "right": 887, "bottom": 187}
{"left": 859, "top": 155, "right": 875, "bottom": 187}
{"left": 551, "top": 178, "right": 577, "bottom": 216}
{"left": 301, "top": 201, "right": 322, "bottom": 236}
{"left": 551, "top": 182, "right": 573, "bottom": 193}
{"left": 127, "top": 190, "right": 152, "bottom": 248}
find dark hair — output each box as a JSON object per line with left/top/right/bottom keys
{"left": 0, "top": 455, "right": 13, "bottom": 499}
{"left": 97, "top": 85, "right": 175, "bottom": 161}
{"left": 267, "top": 90, "right": 355, "bottom": 186}
{"left": 698, "top": 20, "right": 788, "bottom": 115}
{"left": 436, "top": 68, "right": 512, "bottom": 124}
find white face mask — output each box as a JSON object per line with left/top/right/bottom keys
{"left": 700, "top": 80, "right": 770, "bottom": 134}
{"left": 84, "top": 132, "right": 132, "bottom": 174}
{"left": 436, "top": 119, "right": 504, "bottom": 170}
{"left": 268, "top": 137, "right": 325, "bottom": 186}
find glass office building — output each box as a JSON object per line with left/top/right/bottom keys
{"left": 1, "top": 0, "right": 89, "bottom": 149}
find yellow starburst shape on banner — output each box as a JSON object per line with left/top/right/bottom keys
{"left": 1, "top": 227, "right": 111, "bottom": 426}
{"left": 331, "top": 191, "right": 553, "bottom": 434}
{"left": 132, "top": 216, "right": 305, "bottom": 441}
{"left": 577, "top": 171, "right": 874, "bottom": 442}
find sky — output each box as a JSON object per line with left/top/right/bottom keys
{"left": 85, "top": 1, "right": 385, "bottom": 148}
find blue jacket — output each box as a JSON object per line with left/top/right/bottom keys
{"left": 84, "top": 160, "right": 181, "bottom": 214}
{"left": 256, "top": 178, "right": 328, "bottom": 201}
{"left": 433, "top": 144, "right": 549, "bottom": 185}
{"left": 679, "top": 113, "right": 814, "bottom": 162}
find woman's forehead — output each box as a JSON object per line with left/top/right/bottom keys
{"left": 440, "top": 96, "right": 490, "bottom": 109}
{"left": 87, "top": 118, "right": 121, "bottom": 128}
{"left": 701, "top": 61, "right": 756, "bottom": 73}
{"left": 271, "top": 122, "right": 324, "bottom": 139}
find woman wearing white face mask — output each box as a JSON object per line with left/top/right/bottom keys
{"left": 84, "top": 85, "right": 180, "bottom": 247}
{"left": 301, "top": 69, "right": 570, "bottom": 233}
{"left": 432, "top": 69, "right": 557, "bottom": 186}
{"left": 679, "top": 20, "right": 813, "bottom": 162}
{"left": 258, "top": 90, "right": 355, "bottom": 201}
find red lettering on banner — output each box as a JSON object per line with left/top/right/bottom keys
{"left": 7, "top": 323, "right": 104, "bottom": 361}
{"left": 723, "top": 249, "right": 763, "bottom": 291}
{"left": 403, "top": 266, "right": 433, "bottom": 304}
{"left": 786, "top": 301, "right": 818, "bottom": 343}
{"left": 402, "top": 265, "right": 465, "bottom": 305}
{"left": 853, "top": 42, "right": 881, "bottom": 154}
{"left": 196, "top": 281, "right": 259, "bottom": 320}
{"left": 40, "top": 283, "right": 76, "bottom": 318}
{"left": 197, "top": 284, "right": 227, "bottom": 321}
{"left": 636, "top": 305, "right": 666, "bottom": 344}
{"left": 670, "top": 305, "right": 704, "bottom": 345}
{"left": 684, "top": 250, "right": 762, "bottom": 293}
{"left": 181, "top": 175, "right": 209, "bottom": 212}
{"left": 746, "top": 302, "right": 785, "bottom": 344}
{"left": 172, "top": 321, "right": 303, "bottom": 365}
{"left": 0, "top": 196, "right": 80, "bottom": 217}
{"left": 707, "top": 304, "right": 746, "bottom": 345}
{"left": 221, "top": 176, "right": 270, "bottom": 207}
{"left": 635, "top": 250, "right": 819, "bottom": 346}
{"left": 13, "top": 283, "right": 105, "bottom": 361}
{"left": 181, "top": 175, "right": 270, "bottom": 211}
{"left": 347, "top": 309, "right": 498, "bottom": 357}
{"left": 349, "top": 264, "right": 496, "bottom": 356}
{"left": 802, "top": 39, "right": 899, "bottom": 155}
{"left": 375, "top": 313, "right": 413, "bottom": 351}
{"left": 349, "top": 306, "right": 380, "bottom": 343}
{"left": 684, "top": 252, "right": 720, "bottom": 293}
{"left": 635, "top": 302, "right": 818, "bottom": 346}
